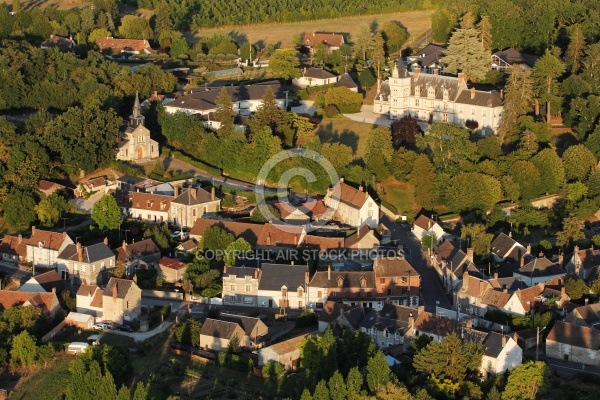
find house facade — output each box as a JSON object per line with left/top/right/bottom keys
{"left": 222, "top": 267, "right": 261, "bottom": 307}
{"left": 257, "top": 263, "right": 309, "bottom": 310}
{"left": 116, "top": 93, "right": 159, "bottom": 162}
{"left": 0, "top": 291, "right": 61, "bottom": 319}
{"left": 156, "top": 257, "right": 187, "bottom": 283}
{"left": 546, "top": 321, "right": 600, "bottom": 366}
{"left": 293, "top": 68, "right": 337, "bottom": 87}
{"left": 26, "top": 228, "right": 74, "bottom": 269}
{"left": 200, "top": 318, "right": 246, "bottom": 352}
{"left": 479, "top": 333, "right": 522, "bottom": 375}
{"left": 359, "top": 305, "right": 422, "bottom": 351}
{"left": 566, "top": 246, "right": 600, "bottom": 283}
{"left": 169, "top": 187, "right": 220, "bottom": 228}
{"left": 56, "top": 240, "right": 116, "bottom": 285}
{"left": 323, "top": 178, "right": 379, "bottom": 228}
{"left": 102, "top": 278, "right": 142, "bottom": 324}
{"left": 76, "top": 284, "right": 103, "bottom": 317}
{"left": 374, "top": 63, "right": 503, "bottom": 133}
{"left": 129, "top": 192, "right": 172, "bottom": 223}
{"left": 412, "top": 215, "right": 446, "bottom": 245}
{"left": 114, "top": 238, "right": 162, "bottom": 277}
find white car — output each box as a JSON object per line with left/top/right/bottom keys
{"left": 170, "top": 231, "right": 181, "bottom": 238}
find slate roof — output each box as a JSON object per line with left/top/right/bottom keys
{"left": 258, "top": 263, "right": 308, "bottom": 291}
{"left": 455, "top": 89, "right": 503, "bottom": 108}
{"left": 318, "top": 301, "right": 365, "bottom": 326}
{"left": 114, "top": 238, "right": 161, "bottom": 263}
{"left": 58, "top": 243, "right": 115, "bottom": 264}
{"left": 103, "top": 278, "right": 136, "bottom": 299}
{"left": 27, "top": 229, "right": 70, "bottom": 251}
{"left": 129, "top": 192, "right": 172, "bottom": 212}
{"left": 488, "top": 276, "right": 528, "bottom": 292}
{"left": 373, "top": 257, "right": 418, "bottom": 278}
{"left": 172, "top": 188, "right": 218, "bottom": 206}
{"left": 490, "top": 233, "right": 523, "bottom": 260}
{"left": 224, "top": 267, "right": 259, "bottom": 279}
{"left": 328, "top": 180, "right": 370, "bottom": 209}
{"left": 414, "top": 43, "right": 446, "bottom": 58}
{"left": 516, "top": 257, "right": 564, "bottom": 278}
{"left": 220, "top": 313, "right": 265, "bottom": 338}
{"left": 565, "top": 303, "right": 600, "bottom": 327}
{"left": 303, "top": 68, "right": 336, "bottom": 79}
{"left": 159, "top": 257, "right": 187, "bottom": 270}
{"left": 303, "top": 32, "right": 345, "bottom": 47}
{"left": 266, "top": 334, "right": 310, "bottom": 355}
{"left": 481, "top": 331, "right": 511, "bottom": 358}
{"left": 310, "top": 270, "right": 375, "bottom": 289}
{"left": 459, "top": 273, "right": 491, "bottom": 298}
{"left": 546, "top": 321, "right": 600, "bottom": 350}
{"left": 167, "top": 81, "right": 284, "bottom": 113}
{"left": 28, "top": 270, "right": 68, "bottom": 293}
{"left": 410, "top": 73, "right": 461, "bottom": 101}
{"left": 335, "top": 73, "right": 358, "bottom": 89}
{"left": 434, "top": 241, "right": 471, "bottom": 277}
{"left": 358, "top": 304, "right": 418, "bottom": 335}
{"left": 200, "top": 318, "right": 243, "bottom": 340}
{"left": 190, "top": 219, "right": 264, "bottom": 246}
{"left": 492, "top": 48, "right": 539, "bottom": 68}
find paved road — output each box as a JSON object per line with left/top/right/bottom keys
{"left": 0, "top": 261, "right": 32, "bottom": 284}
{"left": 381, "top": 216, "right": 451, "bottom": 312}
{"left": 544, "top": 357, "right": 600, "bottom": 377}
{"left": 69, "top": 190, "right": 105, "bottom": 214}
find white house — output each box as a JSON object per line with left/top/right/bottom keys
{"left": 129, "top": 192, "right": 172, "bottom": 223}
{"left": 546, "top": 321, "right": 600, "bottom": 367}
{"left": 25, "top": 228, "right": 73, "bottom": 269}
{"left": 565, "top": 245, "right": 600, "bottom": 283}
{"left": 479, "top": 332, "right": 522, "bottom": 376}
{"left": 374, "top": 62, "right": 503, "bottom": 134}
{"left": 323, "top": 178, "right": 379, "bottom": 228}
{"left": 293, "top": 68, "right": 337, "bottom": 87}
{"left": 412, "top": 214, "right": 446, "bottom": 245}
{"left": 257, "top": 263, "right": 309, "bottom": 310}
{"left": 490, "top": 233, "right": 528, "bottom": 264}
{"left": 513, "top": 256, "right": 565, "bottom": 286}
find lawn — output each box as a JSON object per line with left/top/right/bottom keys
{"left": 307, "top": 118, "right": 376, "bottom": 158}
{"left": 188, "top": 10, "right": 433, "bottom": 47}
{"left": 3, "top": 0, "right": 91, "bottom": 11}
{"left": 8, "top": 355, "right": 72, "bottom": 400}
{"left": 379, "top": 178, "right": 417, "bottom": 217}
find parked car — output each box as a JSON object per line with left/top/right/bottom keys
{"left": 118, "top": 324, "right": 134, "bottom": 332}
{"left": 93, "top": 323, "right": 105, "bottom": 331}
{"left": 171, "top": 231, "right": 181, "bottom": 238}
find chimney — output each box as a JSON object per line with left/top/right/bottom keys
{"left": 526, "top": 244, "right": 532, "bottom": 255}
{"left": 433, "top": 69, "right": 439, "bottom": 75}
{"left": 539, "top": 251, "right": 544, "bottom": 258}
{"left": 585, "top": 298, "right": 589, "bottom": 305}
{"left": 174, "top": 186, "right": 179, "bottom": 197}
{"left": 493, "top": 272, "right": 498, "bottom": 279}
{"left": 224, "top": 264, "right": 228, "bottom": 274}
{"left": 294, "top": 234, "right": 298, "bottom": 245}
{"left": 558, "top": 252, "right": 564, "bottom": 268}
{"left": 52, "top": 287, "right": 56, "bottom": 294}
{"left": 154, "top": 90, "right": 157, "bottom": 96}
{"left": 211, "top": 186, "right": 215, "bottom": 201}
{"left": 561, "top": 286, "right": 566, "bottom": 297}
{"left": 63, "top": 231, "right": 67, "bottom": 238}
{"left": 500, "top": 89, "right": 504, "bottom": 100}
{"left": 520, "top": 255, "right": 525, "bottom": 268}
{"left": 305, "top": 270, "right": 309, "bottom": 284}
{"left": 266, "top": 233, "right": 271, "bottom": 246}
{"left": 77, "top": 242, "right": 83, "bottom": 262}
{"left": 509, "top": 231, "right": 512, "bottom": 238}
{"left": 122, "top": 240, "right": 127, "bottom": 250}
{"left": 466, "top": 248, "right": 474, "bottom": 263}
{"left": 408, "top": 312, "right": 414, "bottom": 327}
{"left": 112, "top": 283, "right": 118, "bottom": 297}
{"left": 457, "top": 73, "right": 466, "bottom": 87}
{"left": 191, "top": 189, "right": 197, "bottom": 199}
{"left": 291, "top": 260, "right": 295, "bottom": 266}
{"left": 328, "top": 264, "right": 331, "bottom": 280}
{"left": 502, "top": 334, "right": 507, "bottom": 347}
{"left": 340, "top": 177, "right": 344, "bottom": 183}
{"left": 18, "top": 234, "right": 22, "bottom": 244}
{"left": 503, "top": 285, "right": 508, "bottom": 294}
{"left": 254, "top": 269, "right": 259, "bottom": 279}
{"left": 358, "top": 185, "right": 363, "bottom": 192}
{"left": 104, "top": 237, "right": 108, "bottom": 246}
{"left": 413, "top": 67, "right": 420, "bottom": 79}
{"left": 470, "top": 87, "right": 475, "bottom": 99}
{"left": 32, "top": 226, "right": 36, "bottom": 236}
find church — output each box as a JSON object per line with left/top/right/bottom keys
{"left": 116, "top": 93, "right": 160, "bottom": 162}
{"left": 373, "top": 61, "right": 504, "bottom": 134}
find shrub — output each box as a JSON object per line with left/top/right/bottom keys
{"left": 465, "top": 119, "right": 479, "bottom": 131}
{"left": 323, "top": 104, "right": 339, "bottom": 118}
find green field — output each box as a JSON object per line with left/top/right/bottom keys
{"left": 380, "top": 178, "right": 417, "bottom": 217}
{"left": 309, "top": 118, "right": 376, "bottom": 158}
{"left": 8, "top": 355, "right": 72, "bottom": 400}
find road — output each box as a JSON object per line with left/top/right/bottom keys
{"left": 0, "top": 261, "right": 32, "bottom": 285}
{"left": 381, "top": 216, "right": 451, "bottom": 312}
{"left": 544, "top": 357, "right": 600, "bottom": 377}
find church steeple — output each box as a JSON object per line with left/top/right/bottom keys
{"left": 129, "top": 92, "right": 145, "bottom": 128}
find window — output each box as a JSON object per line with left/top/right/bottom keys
{"left": 298, "top": 301, "right": 303, "bottom": 309}
{"left": 126, "top": 301, "right": 129, "bottom": 308}
{"left": 402, "top": 277, "right": 408, "bottom": 284}
{"left": 360, "top": 279, "right": 366, "bottom": 288}
{"left": 74, "top": 264, "right": 78, "bottom": 272}
{"left": 459, "top": 107, "right": 463, "bottom": 114}
{"left": 482, "top": 109, "right": 487, "bottom": 117}
{"left": 110, "top": 260, "right": 114, "bottom": 267}
{"left": 443, "top": 113, "right": 448, "bottom": 122}
{"left": 229, "top": 295, "right": 235, "bottom": 303}
{"left": 317, "top": 291, "right": 322, "bottom": 298}
{"left": 385, "top": 330, "right": 389, "bottom": 338}
{"left": 415, "top": 99, "right": 420, "bottom": 107}
{"left": 101, "top": 262, "right": 105, "bottom": 268}
{"left": 368, "top": 210, "right": 373, "bottom": 217}
{"left": 331, "top": 292, "right": 337, "bottom": 298}
{"left": 298, "top": 287, "right": 304, "bottom": 297}
{"left": 282, "top": 288, "right": 287, "bottom": 297}
{"left": 92, "top": 265, "right": 96, "bottom": 273}
{"left": 443, "top": 103, "right": 448, "bottom": 111}
{"left": 380, "top": 278, "right": 385, "bottom": 284}
{"left": 193, "top": 209, "right": 197, "bottom": 217}
{"left": 246, "top": 285, "right": 251, "bottom": 293}
{"left": 471, "top": 107, "right": 475, "bottom": 115}
{"left": 230, "top": 285, "right": 236, "bottom": 291}
{"left": 387, "top": 289, "right": 392, "bottom": 295}
{"left": 81, "top": 265, "right": 87, "bottom": 273}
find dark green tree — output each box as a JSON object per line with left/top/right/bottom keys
{"left": 531, "top": 148, "right": 564, "bottom": 194}
{"left": 92, "top": 194, "right": 123, "bottom": 230}
{"left": 562, "top": 144, "right": 597, "bottom": 182}
{"left": 2, "top": 189, "right": 36, "bottom": 228}
{"left": 502, "top": 361, "right": 550, "bottom": 400}
{"left": 461, "top": 224, "right": 493, "bottom": 256}
{"left": 214, "top": 87, "right": 236, "bottom": 135}
{"left": 358, "top": 68, "right": 376, "bottom": 89}
{"left": 556, "top": 216, "right": 585, "bottom": 248}
{"left": 270, "top": 49, "right": 300, "bottom": 81}
{"left": 442, "top": 28, "right": 490, "bottom": 81}
{"left": 565, "top": 278, "right": 590, "bottom": 300}
{"left": 366, "top": 351, "right": 392, "bottom": 394}
{"left": 532, "top": 49, "right": 565, "bottom": 124}
{"left": 35, "top": 193, "right": 69, "bottom": 227}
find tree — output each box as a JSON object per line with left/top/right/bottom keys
{"left": 565, "top": 278, "right": 590, "bottom": 300}
{"left": 391, "top": 149, "right": 417, "bottom": 181}
{"left": 556, "top": 217, "right": 585, "bottom": 248}
{"left": 562, "top": 144, "right": 597, "bottom": 181}
{"left": 532, "top": 49, "right": 565, "bottom": 124}
{"left": 477, "top": 16, "right": 492, "bottom": 50}
{"left": 313, "top": 42, "right": 328, "bottom": 66}
{"left": 2, "top": 189, "right": 36, "bottom": 228}
{"left": 358, "top": 68, "right": 376, "bottom": 89}
{"left": 502, "top": 361, "right": 550, "bottom": 400}
{"left": 445, "top": 172, "right": 502, "bottom": 212}
{"left": 65, "top": 358, "right": 119, "bottom": 400}
{"left": 153, "top": 1, "right": 172, "bottom": 37}
{"left": 509, "top": 161, "right": 542, "bottom": 201}
{"left": 567, "top": 182, "right": 588, "bottom": 203}
{"left": 477, "top": 136, "right": 502, "bottom": 160}
{"left": 365, "top": 126, "right": 394, "bottom": 163}
{"left": 248, "top": 86, "right": 287, "bottom": 138}
{"left": 461, "top": 224, "right": 493, "bottom": 256}
{"left": 320, "top": 143, "right": 353, "bottom": 173}
{"left": 391, "top": 116, "right": 421, "bottom": 148}
{"left": 442, "top": 28, "right": 490, "bottom": 81}
{"left": 328, "top": 370, "right": 347, "bottom": 400}
{"left": 499, "top": 66, "right": 535, "bottom": 142}
{"left": 270, "top": 49, "right": 300, "bottom": 81}
{"left": 431, "top": 10, "right": 455, "bottom": 43}
{"left": 421, "top": 234, "right": 437, "bottom": 252}
{"left": 370, "top": 32, "right": 386, "bottom": 80}
{"left": 323, "top": 87, "right": 363, "bottom": 113}
{"left": 89, "top": 28, "right": 112, "bottom": 44}
{"left": 410, "top": 155, "right": 437, "bottom": 209}
{"left": 417, "top": 122, "right": 477, "bottom": 174}
{"left": 345, "top": 366, "right": 363, "bottom": 400}
{"left": 239, "top": 42, "right": 258, "bottom": 61}
{"left": 10, "top": 331, "right": 38, "bottom": 367}
{"left": 381, "top": 21, "right": 408, "bottom": 55}
{"left": 567, "top": 25, "right": 586, "bottom": 74}
{"left": 92, "top": 194, "right": 122, "bottom": 230}
{"left": 531, "top": 148, "right": 564, "bottom": 194}
{"left": 170, "top": 37, "right": 189, "bottom": 58}
{"left": 37, "top": 343, "right": 54, "bottom": 368}
{"left": 201, "top": 226, "right": 235, "bottom": 255}
{"left": 223, "top": 238, "right": 251, "bottom": 266}
{"left": 588, "top": 168, "right": 600, "bottom": 197}
{"left": 35, "top": 193, "right": 69, "bottom": 227}
{"left": 413, "top": 333, "right": 483, "bottom": 382}
{"left": 366, "top": 351, "right": 391, "bottom": 394}
{"left": 118, "top": 15, "right": 153, "bottom": 40}
{"left": 215, "top": 87, "right": 235, "bottom": 135}
{"left": 354, "top": 26, "right": 373, "bottom": 61}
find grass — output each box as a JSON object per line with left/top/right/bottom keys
{"left": 379, "top": 178, "right": 417, "bottom": 216}
{"left": 308, "top": 118, "right": 376, "bottom": 158}
{"left": 8, "top": 355, "right": 72, "bottom": 400}
{"left": 188, "top": 10, "right": 434, "bottom": 47}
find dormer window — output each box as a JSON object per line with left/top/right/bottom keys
{"left": 360, "top": 278, "right": 367, "bottom": 288}
{"left": 298, "top": 287, "right": 304, "bottom": 297}
{"left": 337, "top": 277, "right": 344, "bottom": 287}
{"left": 282, "top": 287, "right": 287, "bottom": 297}
{"left": 147, "top": 200, "right": 151, "bottom": 207}
{"left": 415, "top": 87, "right": 421, "bottom": 97}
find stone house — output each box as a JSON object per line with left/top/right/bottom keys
{"left": 199, "top": 318, "right": 246, "bottom": 352}
{"left": 102, "top": 278, "right": 142, "bottom": 324}
{"left": 219, "top": 313, "right": 269, "bottom": 349}
{"left": 490, "top": 233, "right": 527, "bottom": 264}
{"left": 373, "top": 257, "right": 420, "bottom": 307}
{"left": 156, "top": 257, "right": 187, "bottom": 283}
{"left": 513, "top": 256, "right": 565, "bottom": 286}
{"left": 434, "top": 241, "right": 479, "bottom": 292}
{"left": 25, "top": 228, "right": 74, "bottom": 269}
{"left": 40, "top": 34, "right": 75, "bottom": 51}
{"left": 358, "top": 304, "right": 423, "bottom": 352}
{"left": 309, "top": 268, "right": 379, "bottom": 309}
{"left": 222, "top": 266, "right": 261, "bottom": 307}
{"left": 318, "top": 301, "right": 366, "bottom": 333}
{"left": 344, "top": 225, "right": 380, "bottom": 249}
{"left": 17, "top": 270, "right": 68, "bottom": 294}
{"left": 258, "top": 334, "right": 310, "bottom": 371}
{"left": 565, "top": 246, "right": 600, "bottom": 283}
{"left": 374, "top": 63, "right": 503, "bottom": 133}
{"left": 76, "top": 284, "right": 103, "bottom": 317}
{"left": 74, "top": 177, "right": 108, "bottom": 198}
{"left": 546, "top": 321, "right": 600, "bottom": 366}
{"left": 114, "top": 238, "right": 162, "bottom": 277}
{"left": 563, "top": 303, "right": 600, "bottom": 328}
{"left": 56, "top": 240, "right": 116, "bottom": 285}
{"left": 170, "top": 187, "right": 220, "bottom": 228}
{"left": 412, "top": 214, "right": 447, "bottom": 245}
{"left": 129, "top": 192, "right": 172, "bottom": 223}
{"left": 406, "top": 43, "right": 446, "bottom": 73}
{"left": 413, "top": 312, "right": 456, "bottom": 343}
{"left": 479, "top": 332, "right": 522, "bottom": 376}
{"left": 0, "top": 234, "right": 26, "bottom": 263}
{"left": 257, "top": 263, "right": 309, "bottom": 310}
{"left": 323, "top": 178, "right": 379, "bottom": 228}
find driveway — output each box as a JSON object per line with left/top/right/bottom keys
{"left": 342, "top": 105, "right": 393, "bottom": 127}
{"left": 291, "top": 100, "right": 316, "bottom": 115}
{"left": 70, "top": 190, "right": 105, "bottom": 214}
{"left": 0, "top": 261, "right": 32, "bottom": 284}
{"left": 381, "top": 216, "right": 451, "bottom": 312}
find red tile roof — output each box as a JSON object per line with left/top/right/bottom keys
{"left": 28, "top": 229, "right": 70, "bottom": 251}
{"left": 0, "top": 291, "right": 59, "bottom": 316}
{"left": 96, "top": 37, "right": 154, "bottom": 53}
{"left": 303, "top": 32, "right": 345, "bottom": 48}
{"left": 0, "top": 235, "right": 27, "bottom": 258}
{"left": 159, "top": 257, "right": 187, "bottom": 270}
{"left": 328, "top": 180, "right": 370, "bottom": 209}
{"left": 257, "top": 223, "right": 304, "bottom": 247}
{"left": 130, "top": 192, "right": 172, "bottom": 212}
